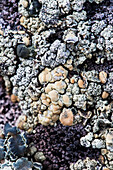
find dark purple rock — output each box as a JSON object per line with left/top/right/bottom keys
{"left": 27, "top": 122, "right": 101, "bottom": 169}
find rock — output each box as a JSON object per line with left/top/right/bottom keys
{"left": 98, "top": 155, "right": 105, "bottom": 164}
{"left": 30, "top": 146, "right": 37, "bottom": 156}
{"left": 34, "top": 152, "right": 46, "bottom": 162}
{"left": 16, "top": 44, "right": 29, "bottom": 58}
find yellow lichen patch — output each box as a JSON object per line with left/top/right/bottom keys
{"left": 38, "top": 68, "right": 52, "bottom": 84}
{"left": 78, "top": 79, "right": 86, "bottom": 88}
{"left": 99, "top": 71, "right": 107, "bottom": 84}
{"left": 102, "top": 91, "right": 109, "bottom": 99}
{"left": 20, "top": 16, "right": 25, "bottom": 23}
{"left": 45, "top": 84, "right": 53, "bottom": 93}
{"left": 101, "top": 149, "right": 108, "bottom": 155}
{"left": 48, "top": 104, "right": 61, "bottom": 114}
{"left": 20, "top": 16, "right": 27, "bottom": 28}
{"left": 102, "top": 168, "right": 110, "bottom": 170}
{"left": 16, "top": 115, "right": 27, "bottom": 130}
{"left": 70, "top": 78, "right": 75, "bottom": 84}
{"left": 58, "top": 100, "right": 63, "bottom": 107}
{"left": 43, "top": 110, "right": 53, "bottom": 118}
{"left": 11, "top": 94, "right": 18, "bottom": 103}
{"left": 54, "top": 80, "right": 67, "bottom": 93}
{"left": 22, "top": 0, "right": 28, "bottom": 8}
{"left": 38, "top": 114, "right": 51, "bottom": 126}
{"left": 42, "top": 99, "right": 50, "bottom": 106}
{"left": 62, "top": 94, "right": 72, "bottom": 107}
{"left": 51, "top": 66, "right": 68, "bottom": 82}
{"left": 67, "top": 59, "right": 73, "bottom": 65}
{"left": 59, "top": 108, "right": 73, "bottom": 126}
{"left": 41, "top": 93, "right": 46, "bottom": 100}
{"left": 52, "top": 115, "right": 59, "bottom": 121}
{"left": 0, "top": 29, "right": 3, "bottom": 35}
{"left": 22, "top": 37, "right": 30, "bottom": 46}
{"left": 48, "top": 90, "right": 59, "bottom": 102}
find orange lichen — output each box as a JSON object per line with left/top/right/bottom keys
{"left": 11, "top": 94, "right": 18, "bottom": 103}
{"left": 99, "top": 71, "right": 107, "bottom": 84}
{"left": 62, "top": 94, "right": 72, "bottom": 107}
{"left": 59, "top": 108, "right": 73, "bottom": 126}
{"left": 78, "top": 79, "right": 86, "bottom": 88}
{"left": 102, "top": 91, "right": 109, "bottom": 99}
{"left": 48, "top": 90, "right": 59, "bottom": 102}
{"left": 22, "top": 37, "right": 30, "bottom": 46}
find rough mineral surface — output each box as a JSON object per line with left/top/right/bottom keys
{"left": 27, "top": 122, "right": 101, "bottom": 170}
{"left": 0, "top": 0, "right": 113, "bottom": 169}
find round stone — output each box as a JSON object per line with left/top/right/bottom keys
{"left": 16, "top": 44, "right": 29, "bottom": 58}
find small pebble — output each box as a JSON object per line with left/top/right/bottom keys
{"left": 16, "top": 44, "right": 29, "bottom": 58}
